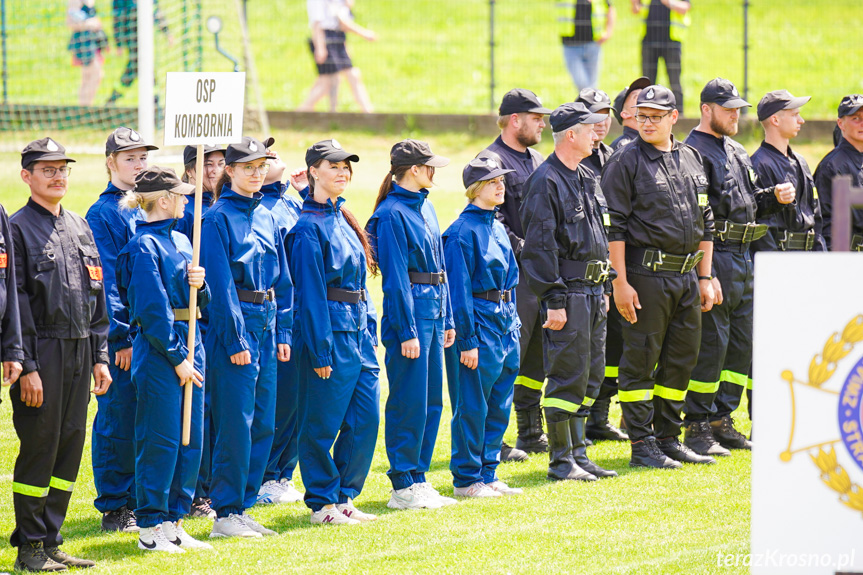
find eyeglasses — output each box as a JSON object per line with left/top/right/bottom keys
{"left": 240, "top": 163, "right": 270, "bottom": 176}
{"left": 635, "top": 112, "right": 672, "bottom": 124}
{"left": 35, "top": 166, "right": 71, "bottom": 178}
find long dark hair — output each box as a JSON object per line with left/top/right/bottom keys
{"left": 373, "top": 164, "right": 411, "bottom": 213}
{"left": 309, "top": 160, "right": 378, "bottom": 275}
{"left": 213, "top": 164, "right": 236, "bottom": 202}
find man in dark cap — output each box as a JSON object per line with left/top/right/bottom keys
{"left": 480, "top": 88, "right": 552, "bottom": 460}
{"left": 682, "top": 78, "right": 795, "bottom": 455}
{"left": 814, "top": 94, "right": 863, "bottom": 250}
{"left": 601, "top": 84, "right": 716, "bottom": 468}
{"left": 611, "top": 76, "right": 652, "bottom": 150}
{"left": 521, "top": 102, "right": 618, "bottom": 482}
{"left": 11, "top": 138, "right": 111, "bottom": 571}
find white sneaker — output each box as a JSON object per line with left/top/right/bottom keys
{"left": 416, "top": 482, "right": 458, "bottom": 506}
{"left": 336, "top": 499, "right": 377, "bottom": 522}
{"left": 277, "top": 478, "right": 304, "bottom": 503}
{"left": 241, "top": 513, "right": 277, "bottom": 536}
{"left": 386, "top": 484, "right": 441, "bottom": 510}
{"left": 138, "top": 525, "right": 185, "bottom": 553}
{"left": 310, "top": 506, "right": 360, "bottom": 525}
{"left": 166, "top": 520, "right": 214, "bottom": 549}
{"left": 487, "top": 480, "right": 523, "bottom": 496}
{"left": 256, "top": 480, "right": 286, "bottom": 505}
{"left": 453, "top": 482, "right": 503, "bottom": 498}
{"left": 209, "top": 513, "right": 262, "bottom": 539}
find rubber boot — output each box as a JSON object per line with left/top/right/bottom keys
{"left": 500, "top": 441, "right": 529, "bottom": 462}
{"left": 586, "top": 397, "right": 629, "bottom": 442}
{"left": 515, "top": 407, "right": 548, "bottom": 454}
{"left": 571, "top": 417, "right": 618, "bottom": 478}
{"left": 546, "top": 418, "right": 597, "bottom": 482}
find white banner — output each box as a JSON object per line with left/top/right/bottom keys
{"left": 163, "top": 72, "right": 246, "bottom": 146}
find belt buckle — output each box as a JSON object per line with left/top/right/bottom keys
{"left": 716, "top": 221, "right": 729, "bottom": 242}
{"left": 267, "top": 288, "right": 275, "bottom": 302}
{"left": 681, "top": 253, "right": 693, "bottom": 273}
{"left": 643, "top": 249, "right": 664, "bottom": 272}
{"left": 742, "top": 223, "right": 756, "bottom": 243}
{"left": 778, "top": 230, "right": 789, "bottom": 252}
{"left": 805, "top": 230, "right": 814, "bottom": 251}
{"left": 501, "top": 290, "right": 511, "bottom": 303}
{"left": 595, "top": 260, "right": 611, "bottom": 283}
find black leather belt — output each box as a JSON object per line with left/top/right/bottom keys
{"left": 474, "top": 289, "right": 512, "bottom": 303}
{"left": 628, "top": 247, "right": 703, "bottom": 273}
{"left": 778, "top": 229, "right": 816, "bottom": 251}
{"left": 327, "top": 287, "right": 367, "bottom": 304}
{"left": 237, "top": 288, "right": 275, "bottom": 304}
{"left": 852, "top": 234, "right": 863, "bottom": 252}
{"left": 409, "top": 271, "right": 447, "bottom": 285}
{"left": 715, "top": 220, "right": 768, "bottom": 244}
{"left": 173, "top": 308, "right": 202, "bottom": 321}
{"left": 558, "top": 259, "right": 613, "bottom": 284}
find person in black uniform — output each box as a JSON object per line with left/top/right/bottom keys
{"left": 521, "top": 102, "right": 618, "bottom": 482}
{"left": 577, "top": 88, "right": 615, "bottom": 179}
{"left": 481, "top": 88, "right": 552, "bottom": 459}
{"left": 611, "top": 76, "right": 651, "bottom": 150}
{"left": 601, "top": 85, "right": 716, "bottom": 468}
{"left": 682, "top": 79, "right": 795, "bottom": 455}
{"left": 631, "top": 0, "right": 689, "bottom": 114}
{"left": 11, "top": 138, "right": 111, "bottom": 571}
{"left": 814, "top": 94, "right": 863, "bottom": 251}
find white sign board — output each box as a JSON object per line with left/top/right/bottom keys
{"left": 163, "top": 72, "right": 245, "bottom": 146}
{"left": 752, "top": 252, "right": 863, "bottom": 575}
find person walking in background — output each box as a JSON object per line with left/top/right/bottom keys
{"left": 559, "top": 0, "right": 616, "bottom": 91}
{"left": 631, "top": 0, "right": 689, "bottom": 114}
{"left": 66, "top": 0, "right": 107, "bottom": 106}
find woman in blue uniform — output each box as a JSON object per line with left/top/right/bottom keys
{"left": 443, "top": 156, "right": 523, "bottom": 498}
{"left": 366, "top": 139, "right": 457, "bottom": 510}
{"left": 116, "top": 166, "right": 211, "bottom": 553}
{"left": 200, "top": 136, "right": 293, "bottom": 539}
{"left": 287, "top": 139, "right": 380, "bottom": 525}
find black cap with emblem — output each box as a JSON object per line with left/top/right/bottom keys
{"left": 550, "top": 102, "right": 608, "bottom": 133}
{"left": 577, "top": 88, "right": 613, "bottom": 114}
{"left": 613, "top": 76, "right": 651, "bottom": 124}
{"left": 636, "top": 85, "right": 677, "bottom": 111}
{"left": 390, "top": 139, "right": 450, "bottom": 168}
{"left": 21, "top": 137, "right": 76, "bottom": 168}
{"left": 134, "top": 166, "right": 195, "bottom": 195}
{"left": 463, "top": 153, "right": 514, "bottom": 188}
{"left": 105, "top": 126, "right": 159, "bottom": 156}
{"left": 305, "top": 139, "right": 360, "bottom": 167}
{"left": 756, "top": 90, "right": 811, "bottom": 122}
{"left": 700, "top": 78, "right": 751, "bottom": 109}
{"left": 183, "top": 144, "right": 227, "bottom": 166}
{"left": 224, "top": 136, "right": 275, "bottom": 164}
{"left": 498, "top": 88, "right": 553, "bottom": 116}
{"left": 838, "top": 94, "right": 863, "bottom": 118}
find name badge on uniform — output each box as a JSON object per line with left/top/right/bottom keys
{"left": 0, "top": 254, "right": 6, "bottom": 268}
{"left": 603, "top": 213, "right": 611, "bottom": 226}
{"left": 698, "top": 193, "right": 708, "bottom": 207}
{"left": 87, "top": 265, "right": 103, "bottom": 280}
{"left": 748, "top": 166, "right": 757, "bottom": 185}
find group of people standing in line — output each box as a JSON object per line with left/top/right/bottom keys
{"left": 4, "top": 76, "right": 863, "bottom": 572}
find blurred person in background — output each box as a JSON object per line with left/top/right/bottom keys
{"left": 558, "top": 0, "right": 616, "bottom": 91}
{"left": 67, "top": 0, "right": 108, "bottom": 106}
{"left": 631, "top": 0, "right": 689, "bottom": 114}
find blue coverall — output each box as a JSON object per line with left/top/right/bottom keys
{"left": 443, "top": 204, "right": 520, "bottom": 488}
{"left": 287, "top": 195, "right": 380, "bottom": 511}
{"left": 116, "top": 219, "right": 210, "bottom": 528}
{"left": 366, "top": 184, "right": 454, "bottom": 491}
{"left": 86, "top": 182, "right": 142, "bottom": 513}
{"left": 199, "top": 186, "right": 293, "bottom": 518}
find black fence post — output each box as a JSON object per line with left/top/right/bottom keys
{"left": 742, "top": 0, "right": 749, "bottom": 114}
{"left": 489, "top": 0, "right": 495, "bottom": 112}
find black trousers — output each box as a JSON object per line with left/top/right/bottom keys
{"left": 685, "top": 250, "right": 753, "bottom": 422}
{"left": 513, "top": 262, "right": 546, "bottom": 411}
{"left": 596, "top": 296, "right": 623, "bottom": 400}
{"left": 642, "top": 40, "right": 683, "bottom": 114}
{"left": 618, "top": 270, "right": 701, "bottom": 441}
{"left": 11, "top": 338, "right": 91, "bottom": 547}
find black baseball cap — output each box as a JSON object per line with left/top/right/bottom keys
{"left": 463, "top": 154, "right": 514, "bottom": 188}
{"left": 21, "top": 137, "right": 76, "bottom": 168}
{"left": 305, "top": 139, "right": 360, "bottom": 167}
{"left": 182, "top": 144, "right": 227, "bottom": 166}
{"left": 838, "top": 94, "right": 863, "bottom": 118}
{"left": 390, "top": 139, "right": 450, "bottom": 168}
{"left": 498, "top": 88, "right": 553, "bottom": 116}
{"left": 756, "top": 90, "right": 811, "bottom": 121}
{"left": 636, "top": 85, "right": 677, "bottom": 111}
{"left": 550, "top": 102, "right": 607, "bottom": 133}
{"left": 224, "top": 136, "right": 274, "bottom": 164}
{"left": 105, "top": 127, "right": 158, "bottom": 156}
{"left": 577, "top": 88, "right": 613, "bottom": 114}
{"left": 613, "top": 76, "right": 651, "bottom": 124}
{"left": 701, "top": 78, "right": 750, "bottom": 108}
{"left": 134, "top": 166, "right": 195, "bottom": 195}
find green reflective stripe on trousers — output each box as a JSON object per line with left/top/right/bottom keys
{"left": 582, "top": 396, "right": 596, "bottom": 407}
{"left": 542, "top": 397, "right": 580, "bottom": 412}
{"left": 747, "top": 378, "right": 753, "bottom": 390}
{"left": 687, "top": 379, "right": 719, "bottom": 394}
{"left": 618, "top": 388, "right": 653, "bottom": 402}
{"left": 12, "top": 482, "right": 49, "bottom": 498}
{"left": 605, "top": 365, "right": 619, "bottom": 378}
{"left": 721, "top": 370, "right": 748, "bottom": 388}
{"left": 514, "top": 375, "right": 544, "bottom": 390}
{"left": 654, "top": 385, "right": 687, "bottom": 401}
{"left": 49, "top": 476, "right": 75, "bottom": 492}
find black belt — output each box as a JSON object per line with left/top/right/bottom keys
{"left": 409, "top": 271, "right": 447, "bottom": 285}
{"left": 474, "top": 289, "right": 512, "bottom": 303}
{"left": 237, "top": 288, "right": 275, "bottom": 304}
{"left": 628, "top": 247, "right": 703, "bottom": 273}
{"left": 715, "top": 220, "right": 768, "bottom": 244}
{"left": 778, "top": 229, "right": 816, "bottom": 251}
{"left": 172, "top": 308, "right": 202, "bottom": 321}
{"left": 558, "top": 258, "right": 613, "bottom": 284}
{"left": 853, "top": 234, "right": 863, "bottom": 252}
{"left": 327, "top": 287, "right": 367, "bottom": 304}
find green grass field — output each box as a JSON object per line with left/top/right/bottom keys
{"left": 0, "top": 127, "right": 836, "bottom": 574}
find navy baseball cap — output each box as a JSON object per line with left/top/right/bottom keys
{"left": 499, "top": 88, "right": 553, "bottom": 116}
{"left": 577, "top": 88, "right": 613, "bottom": 114}
{"left": 390, "top": 139, "right": 449, "bottom": 168}
{"left": 636, "top": 85, "right": 676, "bottom": 111}
{"left": 463, "top": 154, "right": 514, "bottom": 188}
{"left": 305, "top": 139, "right": 360, "bottom": 167}
{"left": 224, "top": 136, "right": 274, "bottom": 164}
{"left": 183, "top": 144, "right": 227, "bottom": 166}
{"left": 550, "top": 102, "right": 607, "bottom": 133}
{"left": 701, "top": 78, "right": 750, "bottom": 108}
{"left": 757, "top": 90, "right": 811, "bottom": 121}
{"left": 613, "top": 76, "right": 651, "bottom": 124}
{"left": 105, "top": 127, "right": 158, "bottom": 156}
{"left": 135, "top": 166, "right": 195, "bottom": 195}
{"left": 21, "top": 137, "right": 76, "bottom": 168}
{"left": 838, "top": 94, "right": 863, "bottom": 118}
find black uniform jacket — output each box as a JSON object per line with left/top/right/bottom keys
{"left": 611, "top": 126, "right": 640, "bottom": 151}
{"left": 0, "top": 203, "right": 24, "bottom": 365}
{"left": 814, "top": 137, "right": 863, "bottom": 249}
{"left": 582, "top": 142, "right": 614, "bottom": 180}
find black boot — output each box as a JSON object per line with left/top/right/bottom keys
{"left": 571, "top": 417, "right": 618, "bottom": 478}
{"left": 710, "top": 416, "right": 752, "bottom": 450}
{"left": 44, "top": 547, "right": 95, "bottom": 569}
{"left": 657, "top": 436, "right": 716, "bottom": 464}
{"left": 586, "top": 398, "right": 629, "bottom": 441}
{"left": 15, "top": 542, "right": 67, "bottom": 572}
{"left": 683, "top": 420, "right": 730, "bottom": 456}
{"left": 515, "top": 407, "right": 548, "bottom": 453}
{"left": 500, "top": 441, "right": 529, "bottom": 462}
{"left": 629, "top": 437, "right": 682, "bottom": 469}
{"left": 546, "top": 418, "right": 597, "bottom": 481}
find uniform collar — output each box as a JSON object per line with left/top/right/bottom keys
{"left": 623, "top": 125, "right": 640, "bottom": 138}
{"left": 688, "top": 128, "right": 726, "bottom": 151}
{"left": 390, "top": 183, "right": 429, "bottom": 209}
{"left": 260, "top": 182, "right": 285, "bottom": 198}
{"left": 26, "top": 197, "right": 64, "bottom": 217}
{"left": 462, "top": 202, "right": 498, "bottom": 224}
{"left": 219, "top": 186, "right": 262, "bottom": 212}
{"left": 494, "top": 135, "right": 532, "bottom": 160}
{"left": 837, "top": 137, "right": 863, "bottom": 163}
{"left": 302, "top": 194, "right": 345, "bottom": 214}
{"left": 638, "top": 134, "right": 683, "bottom": 160}
{"left": 760, "top": 140, "right": 794, "bottom": 159}
{"left": 548, "top": 152, "right": 580, "bottom": 176}
{"left": 136, "top": 218, "right": 177, "bottom": 235}
{"left": 102, "top": 181, "right": 129, "bottom": 196}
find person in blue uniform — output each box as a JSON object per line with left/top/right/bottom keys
{"left": 443, "top": 155, "right": 524, "bottom": 498}
{"left": 87, "top": 126, "right": 158, "bottom": 532}
{"left": 287, "top": 139, "right": 380, "bottom": 525}
{"left": 200, "top": 136, "right": 292, "bottom": 539}
{"left": 366, "top": 139, "right": 457, "bottom": 510}
{"left": 116, "top": 166, "right": 212, "bottom": 553}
